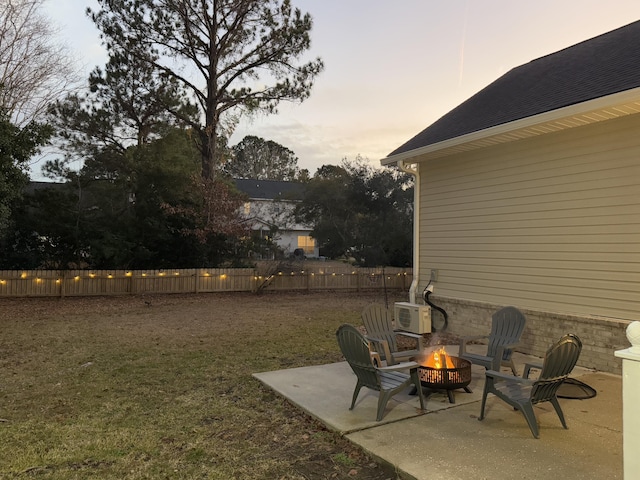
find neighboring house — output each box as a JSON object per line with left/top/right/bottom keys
{"left": 25, "top": 180, "right": 318, "bottom": 259}
{"left": 382, "top": 21, "right": 640, "bottom": 373}
{"left": 234, "top": 178, "right": 319, "bottom": 259}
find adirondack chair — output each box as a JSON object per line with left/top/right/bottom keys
{"left": 458, "top": 306, "right": 526, "bottom": 375}
{"left": 479, "top": 333, "right": 582, "bottom": 438}
{"left": 361, "top": 304, "right": 424, "bottom": 366}
{"left": 336, "top": 324, "right": 425, "bottom": 421}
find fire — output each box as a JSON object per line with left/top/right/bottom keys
{"left": 424, "top": 347, "right": 455, "bottom": 369}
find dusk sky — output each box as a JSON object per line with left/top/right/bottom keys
{"left": 44, "top": 1, "right": 640, "bottom": 177}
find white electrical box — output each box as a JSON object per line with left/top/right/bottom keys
{"left": 394, "top": 302, "right": 431, "bottom": 334}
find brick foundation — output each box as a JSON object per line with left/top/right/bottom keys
{"left": 432, "top": 296, "right": 630, "bottom": 375}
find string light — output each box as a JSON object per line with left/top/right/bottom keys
{"left": 0, "top": 268, "right": 410, "bottom": 295}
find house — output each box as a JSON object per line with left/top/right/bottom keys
{"left": 25, "top": 179, "right": 319, "bottom": 261}
{"left": 234, "top": 178, "right": 319, "bottom": 258}
{"left": 382, "top": 20, "right": 640, "bottom": 374}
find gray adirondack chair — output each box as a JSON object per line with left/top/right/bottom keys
{"left": 336, "top": 324, "right": 425, "bottom": 421}
{"left": 479, "top": 333, "right": 582, "bottom": 438}
{"left": 458, "top": 306, "right": 526, "bottom": 375}
{"left": 361, "top": 304, "right": 424, "bottom": 366}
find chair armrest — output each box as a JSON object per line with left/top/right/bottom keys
{"left": 461, "top": 335, "right": 489, "bottom": 342}
{"left": 394, "top": 331, "right": 422, "bottom": 340}
{"left": 366, "top": 336, "right": 395, "bottom": 366}
{"left": 486, "top": 369, "right": 535, "bottom": 386}
{"left": 394, "top": 330, "right": 425, "bottom": 350}
{"left": 378, "top": 361, "right": 418, "bottom": 372}
{"left": 459, "top": 335, "right": 489, "bottom": 356}
{"left": 490, "top": 342, "right": 522, "bottom": 368}
{"left": 522, "top": 362, "right": 543, "bottom": 379}
{"left": 369, "top": 350, "right": 382, "bottom": 368}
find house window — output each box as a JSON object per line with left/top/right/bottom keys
{"left": 297, "top": 235, "right": 315, "bottom": 254}
{"left": 243, "top": 202, "right": 251, "bottom": 215}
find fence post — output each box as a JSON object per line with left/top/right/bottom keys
{"left": 59, "top": 270, "right": 65, "bottom": 298}
{"left": 615, "top": 322, "right": 640, "bottom": 478}
{"left": 252, "top": 268, "right": 257, "bottom": 293}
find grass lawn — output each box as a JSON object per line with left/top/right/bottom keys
{"left": 0, "top": 291, "right": 406, "bottom": 479}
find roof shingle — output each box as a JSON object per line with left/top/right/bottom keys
{"left": 233, "top": 178, "right": 305, "bottom": 200}
{"left": 388, "top": 20, "right": 640, "bottom": 157}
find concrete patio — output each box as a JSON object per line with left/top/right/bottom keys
{"left": 254, "top": 345, "right": 623, "bottom": 480}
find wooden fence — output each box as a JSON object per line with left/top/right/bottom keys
{"left": 0, "top": 266, "right": 411, "bottom": 297}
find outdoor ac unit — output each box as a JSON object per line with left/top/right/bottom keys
{"left": 394, "top": 302, "right": 431, "bottom": 334}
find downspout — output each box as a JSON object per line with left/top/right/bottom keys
{"left": 397, "top": 160, "right": 420, "bottom": 304}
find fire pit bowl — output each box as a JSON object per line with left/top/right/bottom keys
{"left": 413, "top": 351, "right": 472, "bottom": 404}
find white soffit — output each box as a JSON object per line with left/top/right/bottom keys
{"left": 381, "top": 87, "right": 640, "bottom": 166}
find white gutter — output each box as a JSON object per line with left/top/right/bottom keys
{"left": 397, "top": 160, "right": 420, "bottom": 304}
{"left": 382, "top": 87, "right": 640, "bottom": 166}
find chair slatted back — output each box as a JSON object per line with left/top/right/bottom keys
{"left": 336, "top": 324, "right": 381, "bottom": 391}
{"left": 361, "top": 304, "right": 398, "bottom": 351}
{"left": 531, "top": 334, "right": 582, "bottom": 403}
{"left": 486, "top": 306, "right": 527, "bottom": 360}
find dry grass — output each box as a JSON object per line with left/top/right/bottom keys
{"left": 0, "top": 291, "right": 408, "bottom": 479}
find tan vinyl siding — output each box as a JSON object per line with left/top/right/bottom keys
{"left": 419, "top": 114, "right": 640, "bottom": 321}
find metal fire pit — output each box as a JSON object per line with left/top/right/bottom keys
{"left": 415, "top": 354, "right": 472, "bottom": 404}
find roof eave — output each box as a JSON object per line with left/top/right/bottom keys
{"left": 381, "top": 87, "right": 640, "bottom": 167}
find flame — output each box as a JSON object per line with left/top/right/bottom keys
{"left": 424, "top": 347, "right": 455, "bottom": 369}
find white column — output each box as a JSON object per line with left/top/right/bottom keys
{"left": 615, "top": 321, "right": 640, "bottom": 479}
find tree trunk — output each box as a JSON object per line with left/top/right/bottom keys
{"left": 199, "top": 124, "right": 216, "bottom": 181}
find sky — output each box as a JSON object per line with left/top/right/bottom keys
{"left": 42, "top": 0, "right": 640, "bottom": 178}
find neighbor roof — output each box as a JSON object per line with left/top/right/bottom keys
{"left": 388, "top": 20, "right": 640, "bottom": 158}
{"left": 234, "top": 178, "right": 305, "bottom": 200}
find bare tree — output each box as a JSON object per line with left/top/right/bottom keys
{"left": 0, "top": 0, "right": 78, "bottom": 125}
